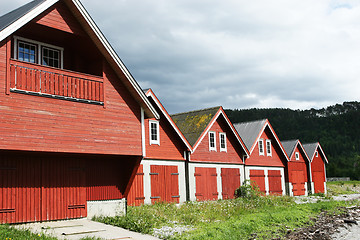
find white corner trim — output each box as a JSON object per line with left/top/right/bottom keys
{"left": 141, "top": 108, "right": 146, "bottom": 157}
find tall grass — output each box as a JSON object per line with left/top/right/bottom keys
{"left": 95, "top": 195, "right": 357, "bottom": 239}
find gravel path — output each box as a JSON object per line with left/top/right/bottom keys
{"left": 287, "top": 194, "right": 360, "bottom": 239}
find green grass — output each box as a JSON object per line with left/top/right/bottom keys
{"left": 0, "top": 224, "right": 57, "bottom": 240}
{"left": 327, "top": 180, "right": 360, "bottom": 195}
{"left": 95, "top": 196, "right": 359, "bottom": 239}
{"left": 0, "top": 224, "right": 103, "bottom": 240}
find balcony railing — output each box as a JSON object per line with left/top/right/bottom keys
{"left": 9, "top": 59, "right": 104, "bottom": 105}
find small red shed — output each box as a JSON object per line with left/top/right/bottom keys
{"left": 0, "top": 0, "right": 158, "bottom": 223}
{"left": 303, "top": 142, "right": 328, "bottom": 194}
{"left": 127, "top": 89, "right": 192, "bottom": 205}
{"left": 282, "top": 140, "right": 312, "bottom": 196}
{"left": 172, "top": 107, "right": 249, "bottom": 201}
{"left": 233, "top": 119, "right": 288, "bottom": 195}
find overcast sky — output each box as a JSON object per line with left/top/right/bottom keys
{"left": 2, "top": 0, "right": 360, "bottom": 113}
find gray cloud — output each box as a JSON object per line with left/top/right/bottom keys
{"left": 2, "top": 0, "right": 360, "bottom": 113}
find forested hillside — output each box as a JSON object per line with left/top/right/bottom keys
{"left": 225, "top": 101, "right": 360, "bottom": 180}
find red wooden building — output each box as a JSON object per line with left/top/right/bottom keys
{"left": 0, "top": 0, "right": 159, "bottom": 223}
{"left": 233, "top": 119, "right": 288, "bottom": 195}
{"left": 127, "top": 89, "right": 192, "bottom": 205}
{"left": 282, "top": 140, "right": 312, "bottom": 196}
{"left": 172, "top": 107, "right": 249, "bottom": 201}
{"left": 303, "top": 142, "right": 328, "bottom": 194}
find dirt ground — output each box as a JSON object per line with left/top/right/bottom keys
{"left": 286, "top": 197, "right": 360, "bottom": 240}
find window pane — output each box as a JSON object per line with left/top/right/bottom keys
{"left": 18, "top": 41, "right": 37, "bottom": 64}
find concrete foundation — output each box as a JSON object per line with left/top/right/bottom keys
{"left": 87, "top": 199, "right": 126, "bottom": 219}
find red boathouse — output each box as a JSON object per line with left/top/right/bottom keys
{"left": 0, "top": 0, "right": 158, "bottom": 223}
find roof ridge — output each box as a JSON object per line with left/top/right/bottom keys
{"left": 171, "top": 106, "right": 221, "bottom": 116}
{"left": 233, "top": 118, "right": 267, "bottom": 125}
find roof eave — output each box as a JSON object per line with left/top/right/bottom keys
{"left": 145, "top": 89, "right": 193, "bottom": 151}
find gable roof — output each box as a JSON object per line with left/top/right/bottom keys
{"left": 303, "top": 142, "right": 329, "bottom": 163}
{"left": 281, "top": 139, "right": 298, "bottom": 158}
{"left": 145, "top": 89, "right": 192, "bottom": 151}
{"left": 0, "top": 0, "right": 159, "bottom": 119}
{"left": 281, "top": 139, "right": 310, "bottom": 162}
{"left": 233, "top": 119, "right": 288, "bottom": 160}
{"left": 0, "top": 0, "right": 46, "bottom": 32}
{"left": 171, "top": 106, "right": 249, "bottom": 155}
{"left": 171, "top": 107, "right": 219, "bottom": 147}
{"left": 233, "top": 119, "right": 267, "bottom": 151}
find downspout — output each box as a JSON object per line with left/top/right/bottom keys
{"left": 185, "top": 150, "right": 190, "bottom": 201}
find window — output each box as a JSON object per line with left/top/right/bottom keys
{"left": 315, "top": 151, "right": 318, "bottom": 157}
{"left": 295, "top": 152, "right": 300, "bottom": 160}
{"left": 209, "top": 131, "right": 216, "bottom": 151}
{"left": 18, "top": 41, "right": 37, "bottom": 63}
{"left": 258, "top": 139, "right": 264, "bottom": 155}
{"left": 14, "top": 36, "right": 63, "bottom": 68}
{"left": 42, "top": 47, "right": 60, "bottom": 68}
{"left": 219, "top": 132, "right": 227, "bottom": 152}
{"left": 149, "top": 120, "right": 160, "bottom": 145}
{"left": 266, "top": 139, "right": 272, "bottom": 156}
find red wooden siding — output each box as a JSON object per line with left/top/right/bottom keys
{"left": 249, "top": 169, "right": 266, "bottom": 193}
{"left": 0, "top": 38, "right": 142, "bottom": 156}
{"left": 268, "top": 170, "right": 282, "bottom": 195}
{"left": 127, "top": 165, "right": 145, "bottom": 206}
{"left": 288, "top": 145, "right": 309, "bottom": 196}
{"left": 247, "top": 127, "right": 286, "bottom": 167}
{"left": 0, "top": 152, "right": 86, "bottom": 224}
{"left": 34, "top": 2, "right": 85, "bottom": 35}
{"left": 221, "top": 168, "right": 241, "bottom": 199}
{"left": 86, "top": 158, "right": 123, "bottom": 201}
{"left": 190, "top": 115, "right": 245, "bottom": 164}
{"left": 145, "top": 100, "right": 187, "bottom": 160}
{"left": 312, "top": 148, "right": 326, "bottom": 193}
{"left": 194, "top": 167, "right": 218, "bottom": 201}
{"left": 150, "top": 165, "right": 179, "bottom": 203}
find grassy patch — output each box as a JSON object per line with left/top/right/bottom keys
{"left": 0, "top": 224, "right": 103, "bottom": 240}
{"left": 0, "top": 224, "right": 57, "bottom": 240}
{"left": 327, "top": 180, "right": 360, "bottom": 195}
{"left": 95, "top": 196, "right": 358, "bottom": 239}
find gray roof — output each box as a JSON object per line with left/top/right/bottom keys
{"left": 171, "top": 107, "right": 220, "bottom": 147}
{"left": 303, "top": 143, "right": 318, "bottom": 159}
{"left": 281, "top": 139, "right": 299, "bottom": 157}
{"left": 233, "top": 119, "right": 267, "bottom": 150}
{"left": 0, "top": 0, "right": 46, "bottom": 32}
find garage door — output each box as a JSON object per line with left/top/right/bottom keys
{"left": 313, "top": 171, "right": 325, "bottom": 193}
{"left": 0, "top": 153, "right": 86, "bottom": 224}
{"left": 221, "top": 168, "right": 240, "bottom": 199}
{"left": 268, "top": 170, "right": 283, "bottom": 195}
{"left": 249, "top": 169, "right": 266, "bottom": 194}
{"left": 150, "top": 165, "right": 179, "bottom": 203}
{"left": 194, "top": 167, "right": 218, "bottom": 201}
{"left": 127, "top": 165, "right": 145, "bottom": 206}
{"left": 292, "top": 170, "right": 306, "bottom": 196}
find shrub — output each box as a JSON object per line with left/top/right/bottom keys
{"left": 235, "top": 180, "right": 260, "bottom": 198}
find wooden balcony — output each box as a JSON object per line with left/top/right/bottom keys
{"left": 9, "top": 59, "right": 104, "bottom": 105}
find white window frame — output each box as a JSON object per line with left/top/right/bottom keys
{"left": 315, "top": 151, "right": 318, "bottom": 157}
{"left": 266, "top": 139, "right": 272, "bottom": 156}
{"left": 258, "top": 139, "right": 264, "bottom": 156}
{"left": 295, "top": 152, "right": 300, "bottom": 160}
{"left": 149, "top": 120, "right": 160, "bottom": 145}
{"left": 209, "top": 131, "right": 216, "bottom": 151}
{"left": 14, "top": 36, "right": 64, "bottom": 69}
{"left": 219, "top": 132, "right": 227, "bottom": 152}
